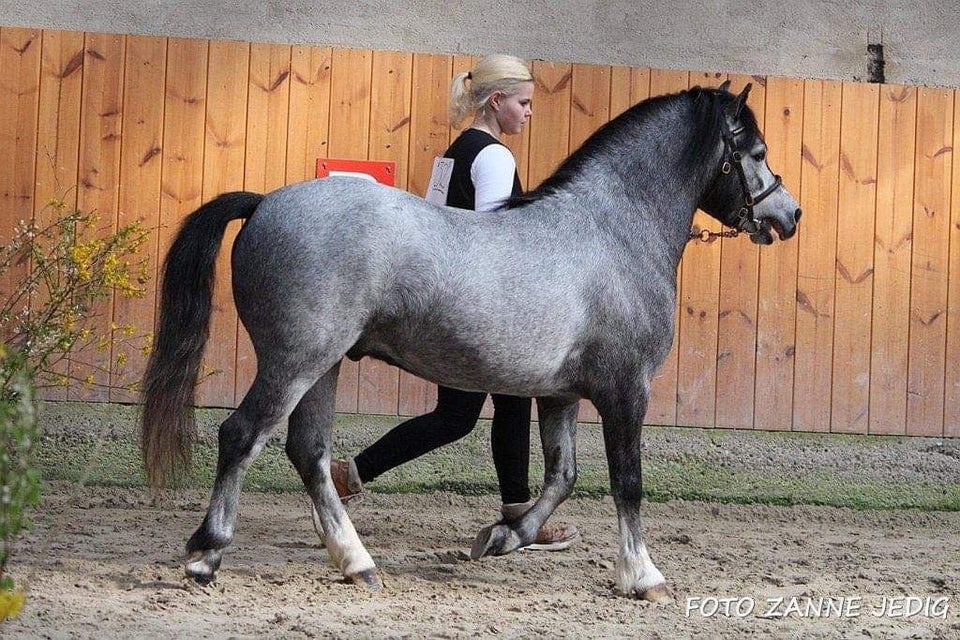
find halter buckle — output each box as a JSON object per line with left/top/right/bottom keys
{"left": 737, "top": 208, "right": 761, "bottom": 235}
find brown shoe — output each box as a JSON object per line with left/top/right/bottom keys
{"left": 500, "top": 501, "right": 580, "bottom": 552}
{"left": 526, "top": 521, "right": 580, "bottom": 551}
{"left": 330, "top": 458, "right": 363, "bottom": 504}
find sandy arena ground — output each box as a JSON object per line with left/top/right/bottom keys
{"left": 3, "top": 483, "right": 959, "bottom": 639}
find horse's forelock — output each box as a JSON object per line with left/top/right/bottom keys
{"left": 680, "top": 86, "right": 759, "bottom": 177}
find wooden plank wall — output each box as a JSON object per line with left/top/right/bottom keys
{"left": 2, "top": 27, "right": 959, "bottom": 438}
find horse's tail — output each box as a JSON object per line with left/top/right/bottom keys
{"left": 141, "top": 191, "right": 264, "bottom": 490}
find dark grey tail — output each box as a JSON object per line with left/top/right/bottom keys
{"left": 141, "top": 191, "right": 264, "bottom": 490}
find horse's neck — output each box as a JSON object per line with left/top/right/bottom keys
{"left": 565, "top": 157, "right": 703, "bottom": 266}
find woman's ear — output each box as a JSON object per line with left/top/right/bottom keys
{"left": 488, "top": 91, "right": 502, "bottom": 111}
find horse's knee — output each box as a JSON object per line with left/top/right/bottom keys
{"left": 547, "top": 461, "right": 576, "bottom": 493}
{"left": 284, "top": 435, "right": 326, "bottom": 477}
{"left": 216, "top": 413, "right": 260, "bottom": 460}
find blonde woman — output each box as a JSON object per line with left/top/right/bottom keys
{"left": 331, "top": 54, "right": 578, "bottom": 551}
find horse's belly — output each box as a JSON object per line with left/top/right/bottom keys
{"left": 351, "top": 329, "right": 573, "bottom": 398}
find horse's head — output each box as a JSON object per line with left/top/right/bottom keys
{"left": 698, "top": 83, "right": 802, "bottom": 245}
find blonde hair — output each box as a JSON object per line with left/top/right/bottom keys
{"left": 449, "top": 54, "right": 534, "bottom": 128}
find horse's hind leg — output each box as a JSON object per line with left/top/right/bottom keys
{"left": 285, "top": 363, "right": 381, "bottom": 588}
{"left": 595, "top": 392, "right": 670, "bottom": 602}
{"left": 184, "top": 369, "right": 317, "bottom": 584}
{"left": 471, "top": 397, "right": 579, "bottom": 557}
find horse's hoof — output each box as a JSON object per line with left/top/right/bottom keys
{"left": 637, "top": 583, "right": 673, "bottom": 604}
{"left": 346, "top": 568, "right": 383, "bottom": 589}
{"left": 470, "top": 523, "right": 521, "bottom": 559}
{"left": 185, "top": 549, "right": 221, "bottom": 585}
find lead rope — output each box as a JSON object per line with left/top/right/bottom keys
{"left": 688, "top": 226, "right": 741, "bottom": 243}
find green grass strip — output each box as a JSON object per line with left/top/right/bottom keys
{"left": 35, "top": 426, "right": 960, "bottom": 511}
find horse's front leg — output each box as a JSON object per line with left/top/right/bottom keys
{"left": 471, "top": 397, "right": 578, "bottom": 557}
{"left": 595, "top": 392, "right": 670, "bottom": 602}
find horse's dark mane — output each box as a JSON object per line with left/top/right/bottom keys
{"left": 505, "top": 86, "right": 759, "bottom": 209}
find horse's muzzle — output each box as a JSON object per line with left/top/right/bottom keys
{"left": 752, "top": 207, "right": 801, "bottom": 245}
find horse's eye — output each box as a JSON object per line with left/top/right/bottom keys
{"left": 753, "top": 150, "right": 766, "bottom": 162}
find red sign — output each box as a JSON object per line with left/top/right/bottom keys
{"left": 316, "top": 158, "right": 396, "bottom": 186}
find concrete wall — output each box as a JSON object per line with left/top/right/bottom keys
{"left": 1, "top": 1, "right": 958, "bottom": 88}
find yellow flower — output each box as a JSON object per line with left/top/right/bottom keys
{"left": 0, "top": 588, "right": 26, "bottom": 620}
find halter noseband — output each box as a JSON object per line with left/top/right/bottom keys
{"left": 719, "top": 123, "right": 782, "bottom": 236}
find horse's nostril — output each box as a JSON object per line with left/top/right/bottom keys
{"left": 794, "top": 208, "right": 802, "bottom": 223}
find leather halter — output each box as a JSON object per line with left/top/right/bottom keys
{"left": 719, "top": 123, "right": 783, "bottom": 236}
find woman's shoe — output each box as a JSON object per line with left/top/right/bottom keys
{"left": 500, "top": 501, "right": 580, "bottom": 552}
{"left": 330, "top": 458, "right": 363, "bottom": 504}
{"left": 525, "top": 521, "right": 580, "bottom": 551}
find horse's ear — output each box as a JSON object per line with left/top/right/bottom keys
{"left": 718, "top": 80, "right": 731, "bottom": 92}
{"left": 725, "top": 83, "right": 752, "bottom": 120}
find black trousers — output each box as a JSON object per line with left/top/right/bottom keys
{"left": 353, "top": 385, "right": 532, "bottom": 504}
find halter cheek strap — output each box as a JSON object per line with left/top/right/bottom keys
{"left": 719, "top": 125, "right": 783, "bottom": 235}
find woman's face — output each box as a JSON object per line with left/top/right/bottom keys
{"left": 492, "top": 81, "right": 534, "bottom": 135}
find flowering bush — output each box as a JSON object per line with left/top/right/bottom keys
{"left": 1, "top": 199, "right": 151, "bottom": 391}
{"left": 0, "top": 197, "right": 150, "bottom": 619}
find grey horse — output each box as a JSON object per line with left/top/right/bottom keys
{"left": 141, "top": 82, "right": 801, "bottom": 601}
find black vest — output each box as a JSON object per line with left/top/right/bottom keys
{"left": 443, "top": 129, "right": 523, "bottom": 210}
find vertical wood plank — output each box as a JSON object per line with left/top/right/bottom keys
{"left": 71, "top": 32, "right": 125, "bottom": 401}
{"left": 0, "top": 26, "right": 42, "bottom": 358}
{"left": 327, "top": 47, "right": 373, "bottom": 413}
{"left": 0, "top": 27, "right": 41, "bottom": 274}
{"left": 528, "top": 60, "right": 572, "bottom": 190}
{"left": 677, "top": 71, "right": 726, "bottom": 427}
{"left": 407, "top": 53, "right": 450, "bottom": 197}
{"left": 196, "top": 38, "right": 249, "bottom": 407}
{"left": 946, "top": 90, "right": 960, "bottom": 438}
{"left": 568, "top": 64, "right": 610, "bottom": 151}
{"left": 831, "top": 83, "right": 879, "bottom": 433}
{"left": 792, "top": 79, "right": 841, "bottom": 433}
{"left": 609, "top": 65, "right": 634, "bottom": 119}
{"left": 716, "top": 74, "right": 766, "bottom": 429}
{"left": 158, "top": 39, "right": 208, "bottom": 346}
{"left": 753, "top": 76, "right": 803, "bottom": 431}
{"left": 870, "top": 85, "right": 917, "bottom": 434}
{"left": 286, "top": 45, "right": 332, "bottom": 183}
{"left": 397, "top": 53, "right": 450, "bottom": 416}
{"left": 34, "top": 29, "right": 83, "bottom": 208}
{"left": 563, "top": 62, "right": 610, "bottom": 425}
{"left": 646, "top": 68, "right": 689, "bottom": 426}
{"left": 907, "top": 87, "right": 953, "bottom": 436}
{"left": 521, "top": 61, "right": 577, "bottom": 413}
{"left": 526, "top": 60, "right": 572, "bottom": 419}
{"left": 369, "top": 50, "right": 413, "bottom": 190}
{"left": 236, "top": 42, "right": 291, "bottom": 403}
{"left": 32, "top": 29, "right": 84, "bottom": 401}
{"left": 112, "top": 35, "right": 167, "bottom": 402}
{"left": 358, "top": 49, "right": 413, "bottom": 416}
{"left": 629, "top": 67, "right": 652, "bottom": 105}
